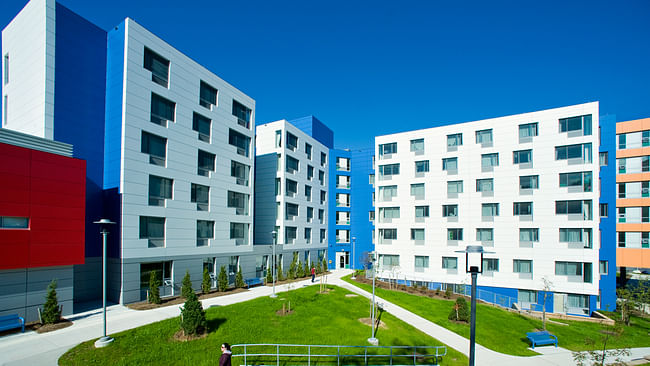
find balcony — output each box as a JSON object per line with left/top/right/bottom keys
{"left": 337, "top": 183, "right": 351, "bottom": 189}
{"left": 336, "top": 164, "right": 350, "bottom": 171}
{"left": 336, "top": 201, "right": 350, "bottom": 207}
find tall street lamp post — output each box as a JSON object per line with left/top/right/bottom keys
{"left": 455, "top": 245, "right": 494, "bottom": 366}
{"left": 270, "top": 230, "right": 277, "bottom": 298}
{"left": 351, "top": 237, "right": 357, "bottom": 279}
{"left": 367, "top": 251, "right": 378, "bottom": 345}
{"left": 94, "top": 218, "right": 115, "bottom": 348}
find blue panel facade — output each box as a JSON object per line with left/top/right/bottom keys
{"left": 328, "top": 149, "right": 351, "bottom": 269}
{"left": 598, "top": 114, "right": 617, "bottom": 311}
{"left": 53, "top": 3, "right": 107, "bottom": 258}
{"left": 103, "top": 21, "right": 125, "bottom": 192}
{"left": 289, "top": 116, "right": 333, "bottom": 149}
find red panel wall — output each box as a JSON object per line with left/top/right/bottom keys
{"left": 0, "top": 143, "right": 86, "bottom": 269}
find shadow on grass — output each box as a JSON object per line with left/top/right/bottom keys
{"left": 207, "top": 317, "right": 227, "bottom": 333}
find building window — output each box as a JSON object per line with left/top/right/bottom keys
{"left": 482, "top": 258, "right": 499, "bottom": 272}
{"left": 304, "top": 228, "right": 312, "bottom": 244}
{"left": 318, "top": 170, "right": 325, "bottom": 185}
{"left": 519, "top": 175, "right": 539, "bottom": 189}
{"left": 513, "top": 202, "right": 533, "bottom": 216}
{"left": 286, "top": 155, "right": 299, "bottom": 174}
{"left": 559, "top": 171, "right": 592, "bottom": 191}
{"left": 559, "top": 114, "right": 592, "bottom": 135}
{"left": 411, "top": 183, "right": 425, "bottom": 198}
{"left": 518, "top": 290, "right": 537, "bottom": 304}
{"left": 286, "top": 132, "right": 298, "bottom": 151}
{"left": 196, "top": 220, "right": 214, "bottom": 247}
{"left": 227, "top": 191, "right": 249, "bottom": 215}
{"left": 442, "top": 257, "right": 457, "bottom": 269}
{"left": 285, "top": 179, "right": 298, "bottom": 197}
{"left": 519, "top": 122, "right": 538, "bottom": 138}
{"left": 321, "top": 152, "right": 327, "bottom": 167}
{"left": 482, "top": 203, "right": 499, "bottom": 217}
{"left": 481, "top": 153, "right": 499, "bottom": 168}
{"left": 231, "top": 161, "right": 250, "bottom": 186}
{"left": 447, "top": 180, "right": 463, "bottom": 194}
{"left": 229, "top": 129, "right": 251, "bottom": 157}
{"left": 148, "top": 175, "right": 172, "bottom": 206}
{"left": 415, "top": 205, "right": 430, "bottom": 218}
{"left": 336, "top": 157, "right": 351, "bottom": 172}
{"left": 476, "top": 178, "right": 493, "bottom": 192}
{"left": 3, "top": 53, "right": 8, "bottom": 85}
{"left": 274, "top": 130, "right": 282, "bottom": 148}
{"left": 379, "top": 254, "right": 400, "bottom": 268}
{"left": 379, "top": 163, "right": 400, "bottom": 178}
{"left": 475, "top": 129, "right": 493, "bottom": 144}
{"left": 476, "top": 228, "right": 493, "bottom": 242}
{"left": 414, "top": 255, "right": 429, "bottom": 271}
{"left": 307, "top": 207, "right": 314, "bottom": 223}
{"left": 150, "top": 93, "right": 175, "bottom": 126}
{"left": 318, "top": 209, "right": 324, "bottom": 224}
{"left": 415, "top": 160, "right": 430, "bottom": 173}
{"left": 379, "top": 142, "right": 397, "bottom": 158}
{"left": 447, "top": 133, "right": 462, "bottom": 147}
{"left": 369, "top": 174, "right": 375, "bottom": 185}
{"left": 307, "top": 165, "right": 314, "bottom": 180}
{"left": 232, "top": 100, "right": 251, "bottom": 129}
{"left": 192, "top": 113, "right": 211, "bottom": 143}
{"left": 555, "top": 143, "right": 592, "bottom": 163}
{"left": 199, "top": 81, "right": 218, "bottom": 109}
{"left": 230, "top": 223, "right": 247, "bottom": 245}
{"left": 305, "top": 185, "right": 312, "bottom": 201}
{"left": 442, "top": 204, "right": 458, "bottom": 217}
{"left": 599, "top": 260, "right": 608, "bottom": 275}
{"left": 442, "top": 157, "right": 458, "bottom": 171}
{"left": 519, "top": 228, "right": 539, "bottom": 242}
{"left": 411, "top": 229, "right": 425, "bottom": 241}
{"left": 599, "top": 152, "right": 608, "bottom": 166}
{"left": 140, "top": 216, "right": 165, "bottom": 248}
{"left": 320, "top": 229, "right": 326, "bottom": 243}
{"left": 285, "top": 203, "right": 299, "bottom": 221}
{"left": 513, "top": 259, "right": 532, "bottom": 274}
{"left": 369, "top": 211, "right": 375, "bottom": 221}
{"left": 555, "top": 262, "right": 592, "bottom": 283}
{"left": 556, "top": 200, "right": 592, "bottom": 219}
{"left": 559, "top": 228, "right": 592, "bottom": 248}
{"left": 3, "top": 95, "right": 7, "bottom": 126}
{"left": 285, "top": 226, "right": 297, "bottom": 244}
{"left": 447, "top": 228, "right": 463, "bottom": 241}
{"left": 379, "top": 207, "right": 400, "bottom": 221}
{"left": 568, "top": 294, "right": 590, "bottom": 311}
{"left": 320, "top": 190, "right": 327, "bottom": 204}
{"left": 191, "top": 183, "right": 209, "bottom": 211}
{"left": 513, "top": 149, "right": 532, "bottom": 164}
{"left": 600, "top": 203, "right": 608, "bottom": 218}
{"left": 379, "top": 185, "right": 398, "bottom": 201}
{"left": 410, "top": 138, "right": 424, "bottom": 152}
{"left": 143, "top": 47, "right": 169, "bottom": 87}
{"left": 379, "top": 228, "right": 397, "bottom": 243}
{"left": 305, "top": 143, "right": 312, "bottom": 159}
{"left": 141, "top": 131, "right": 166, "bottom": 166}
{"left": 198, "top": 150, "right": 216, "bottom": 176}
{"left": 0, "top": 216, "right": 28, "bottom": 228}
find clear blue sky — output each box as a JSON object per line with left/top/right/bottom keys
{"left": 2, "top": 0, "right": 649, "bottom": 149}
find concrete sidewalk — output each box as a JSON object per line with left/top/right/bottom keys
{"left": 0, "top": 269, "right": 648, "bottom": 366}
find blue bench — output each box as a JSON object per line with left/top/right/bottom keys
{"left": 0, "top": 314, "right": 25, "bottom": 333}
{"left": 526, "top": 331, "right": 557, "bottom": 349}
{"left": 245, "top": 278, "right": 264, "bottom": 288}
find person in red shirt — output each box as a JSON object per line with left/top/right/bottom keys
{"left": 311, "top": 266, "right": 316, "bottom": 282}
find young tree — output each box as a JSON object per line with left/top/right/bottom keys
{"left": 266, "top": 266, "right": 273, "bottom": 284}
{"left": 217, "top": 266, "right": 228, "bottom": 292}
{"left": 201, "top": 267, "right": 211, "bottom": 294}
{"left": 541, "top": 277, "right": 554, "bottom": 330}
{"left": 444, "top": 286, "right": 453, "bottom": 299}
{"left": 179, "top": 291, "right": 206, "bottom": 336}
{"left": 303, "top": 262, "right": 309, "bottom": 278}
{"left": 148, "top": 271, "right": 161, "bottom": 304}
{"left": 448, "top": 297, "right": 470, "bottom": 322}
{"left": 42, "top": 279, "right": 61, "bottom": 324}
{"left": 296, "top": 260, "right": 305, "bottom": 278}
{"left": 572, "top": 323, "right": 630, "bottom": 366}
{"left": 277, "top": 261, "right": 285, "bottom": 281}
{"left": 181, "top": 271, "right": 193, "bottom": 299}
{"left": 235, "top": 266, "right": 245, "bottom": 288}
{"left": 322, "top": 258, "right": 328, "bottom": 273}
{"left": 316, "top": 260, "right": 322, "bottom": 274}
{"left": 288, "top": 253, "right": 298, "bottom": 280}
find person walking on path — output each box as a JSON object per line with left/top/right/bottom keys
{"left": 219, "top": 343, "right": 232, "bottom": 366}
{"left": 311, "top": 266, "right": 316, "bottom": 282}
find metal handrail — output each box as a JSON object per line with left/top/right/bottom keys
{"left": 232, "top": 343, "right": 447, "bottom": 365}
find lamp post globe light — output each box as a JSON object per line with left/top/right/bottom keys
{"left": 93, "top": 218, "right": 115, "bottom": 348}
{"left": 455, "top": 245, "right": 494, "bottom": 366}
{"left": 270, "top": 230, "right": 277, "bottom": 298}
{"left": 367, "top": 251, "right": 378, "bottom": 346}
{"left": 351, "top": 237, "right": 357, "bottom": 279}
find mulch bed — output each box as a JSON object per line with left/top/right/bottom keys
{"left": 127, "top": 287, "right": 249, "bottom": 310}
{"left": 352, "top": 276, "right": 465, "bottom": 301}
{"left": 34, "top": 318, "right": 73, "bottom": 333}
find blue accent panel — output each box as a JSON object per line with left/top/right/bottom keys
{"left": 53, "top": 3, "right": 107, "bottom": 258}
{"left": 103, "top": 188, "right": 122, "bottom": 258}
{"left": 289, "top": 116, "right": 334, "bottom": 149}
{"left": 103, "top": 21, "right": 126, "bottom": 190}
{"left": 598, "top": 114, "right": 617, "bottom": 311}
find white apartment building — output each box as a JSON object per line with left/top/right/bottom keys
{"left": 374, "top": 102, "right": 601, "bottom": 315}
{"left": 255, "top": 120, "right": 329, "bottom": 270}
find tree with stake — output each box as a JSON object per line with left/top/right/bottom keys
{"left": 235, "top": 266, "right": 245, "bottom": 288}
{"left": 42, "top": 279, "right": 61, "bottom": 324}
{"left": 572, "top": 322, "right": 630, "bottom": 366}
{"left": 181, "top": 271, "right": 193, "bottom": 299}
{"left": 148, "top": 271, "right": 161, "bottom": 304}
{"left": 201, "top": 267, "right": 211, "bottom": 294}
{"left": 217, "top": 266, "right": 228, "bottom": 292}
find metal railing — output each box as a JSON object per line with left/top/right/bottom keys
{"left": 232, "top": 343, "right": 447, "bottom": 365}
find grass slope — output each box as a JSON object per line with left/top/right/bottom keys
{"left": 60, "top": 285, "right": 468, "bottom": 366}
{"left": 343, "top": 276, "right": 650, "bottom": 356}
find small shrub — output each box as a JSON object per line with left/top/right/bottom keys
{"left": 148, "top": 272, "right": 161, "bottom": 304}
{"left": 217, "top": 266, "right": 228, "bottom": 292}
{"left": 445, "top": 286, "right": 453, "bottom": 299}
{"left": 322, "top": 258, "right": 328, "bottom": 273}
{"left": 235, "top": 267, "right": 245, "bottom": 288}
{"left": 288, "top": 255, "right": 297, "bottom": 280}
{"left": 201, "top": 267, "right": 211, "bottom": 294}
{"left": 266, "top": 267, "right": 273, "bottom": 284}
{"left": 303, "top": 262, "right": 310, "bottom": 278}
{"left": 42, "top": 279, "right": 61, "bottom": 324}
{"left": 180, "top": 292, "right": 206, "bottom": 336}
{"left": 448, "top": 297, "right": 470, "bottom": 322}
{"left": 181, "top": 271, "right": 193, "bottom": 299}
{"left": 296, "top": 262, "right": 305, "bottom": 278}
{"left": 435, "top": 288, "right": 440, "bottom": 297}
{"left": 316, "top": 261, "right": 322, "bottom": 274}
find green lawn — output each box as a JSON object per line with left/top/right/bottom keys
{"left": 60, "top": 285, "right": 467, "bottom": 366}
{"left": 343, "top": 276, "right": 650, "bottom": 356}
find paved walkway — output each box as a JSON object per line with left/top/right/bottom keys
{"left": 0, "top": 269, "right": 648, "bottom": 366}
